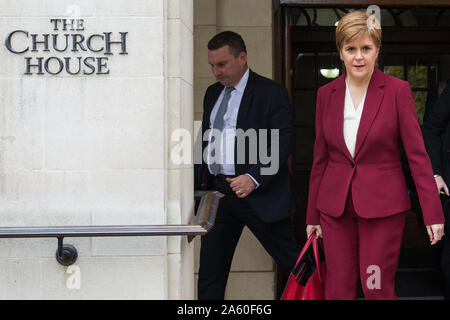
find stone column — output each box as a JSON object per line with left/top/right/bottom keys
{"left": 166, "top": 0, "right": 195, "bottom": 300}
{"left": 0, "top": 0, "right": 194, "bottom": 299}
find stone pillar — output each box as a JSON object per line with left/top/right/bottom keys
{"left": 0, "top": 0, "right": 194, "bottom": 299}
{"left": 166, "top": 0, "right": 195, "bottom": 300}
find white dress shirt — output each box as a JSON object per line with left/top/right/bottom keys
{"left": 343, "top": 81, "right": 367, "bottom": 158}
{"left": 208, "top": 68, "right": 249, "bottom": 175}
{"left": 207, "top": 68, "right": 259, "bottom": 187}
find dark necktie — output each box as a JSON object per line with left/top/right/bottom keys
{"left": 209, "top": 87, "right": 235, "bottom": 175}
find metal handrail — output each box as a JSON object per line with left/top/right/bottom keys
{"left": 0, "top": 191, "right": 224, "bottom": 266}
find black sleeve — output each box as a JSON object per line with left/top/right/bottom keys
{"left": 247, "top": 84, "right": 293, "bottom": 189}
{"left": 423, "top": 85, "right": 438, "bottom": 124}
{"left": 423, "top": 85, "right": 450, "bottom": 176}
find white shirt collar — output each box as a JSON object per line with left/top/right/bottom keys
{"left": 232, "top": 68, "right": 250, "bottom": 93}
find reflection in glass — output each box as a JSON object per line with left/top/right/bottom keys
{"left": 295, "top": 127, "right": 315, "bottom": 164}
{"left": 435, "top": 55, "right": 450, "bottom": 82}
{"left": 437, "top": 8, "right": 450, "bottom": 27}
{"left": 382, "top": 55, "right": 405, "bottom": 80}
{"left": 380, "top": 9, "right": 396, "bottom": 26}
{"left": 320, "top": 68, "right": 339, "bottom": 79}
{"left": 294, "top": 91, "right": 316, "bottom": 127}
{"left": 318, "top": 52, "right": 341, "bottom": 86}
{"left": 384, "top": 66, "right": 404, "bottom": 80}
{"left": 294, "top": 53, "right": 315, "bottom": 87}
{"left": 381, "top": 55, "right": 450, "bottom": 124}
{"left": 408, "top": 64, "right": 427, "bottom": 88}
{"left": 413, "top": 91, "right": 427, "bottom": 124}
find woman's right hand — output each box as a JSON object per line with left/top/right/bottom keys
{"left": 306, "top": 225, "right": 323, "bottom": 239}
{"left": 426, "top": 223, "right": 445, "bottom": 245}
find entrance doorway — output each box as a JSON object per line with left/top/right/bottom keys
{"left": 277, "top": 5, "right": 450, "bottom": 298}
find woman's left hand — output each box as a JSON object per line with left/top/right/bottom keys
{"left": 426, "top": 224, "right": 445, "bottom": 245}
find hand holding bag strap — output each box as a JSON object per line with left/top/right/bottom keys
{"left": 293, "top": 234, "right": 315, "bottom": 268}
{"left": 312, "top": 235, "right": 323, "bottom": 283}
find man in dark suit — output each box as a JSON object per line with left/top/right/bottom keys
{"left": 423, "top": 80, "right": 450, "bottom": 124}
{"left": 403, "top": 81, "right": 450, "bottom": 224}
{"left": 195, "top": 31, "right": 300, "bottom": 300}
{"left": 422, "top": 80, "right": 450, "bottom": 299}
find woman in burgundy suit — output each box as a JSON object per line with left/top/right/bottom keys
{"left": 306, "top": 11, "right": 445, "bottom": 300}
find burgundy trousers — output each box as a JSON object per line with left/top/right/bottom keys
{"left": 319, "top": 191, "right": 406, "bottom": 300}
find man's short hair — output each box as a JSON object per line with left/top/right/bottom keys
{"left": 207, "top": 31, "right": 247, "bottom": 57}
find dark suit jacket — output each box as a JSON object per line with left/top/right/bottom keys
{"left": 408, "top": 81, "right": 449, "bottom": 224}
{"left": 423, "top": 81, "right": 450, "bottom": 187}
{"left": 194, "top": 69, "right": 298, "bottom": 223}
{"left": 423, "top": 80, "right": 450, "bottom": 124}
{"left": 307, "top": 68, "right": 444, "bottom": 226}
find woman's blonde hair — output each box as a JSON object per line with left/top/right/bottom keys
{"left": 336, "top": 10, "right": 382, "bottom": 52}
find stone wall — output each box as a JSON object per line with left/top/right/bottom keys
{"left": 0, "top": 0, "right": 194, "bottom": 299}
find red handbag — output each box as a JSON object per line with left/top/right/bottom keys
{"left": 281, "top": 234, "right": 326, "bottom": 300}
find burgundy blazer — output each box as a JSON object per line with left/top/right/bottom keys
{"left": 306, "top": 68, "right": 445, "bottom": 226}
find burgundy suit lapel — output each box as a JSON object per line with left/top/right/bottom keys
{"left": 353, "top": 68, "right": 385, "bottom": 158}
{"left": 332, "top": 74, "right": 354, "bottom": 161}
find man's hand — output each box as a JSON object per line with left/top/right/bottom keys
{"left": 435, "top": 175, "right": 449, "bottom": 196}
{"left": 226, "top": 175, "right": 256, "bottom": 198}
